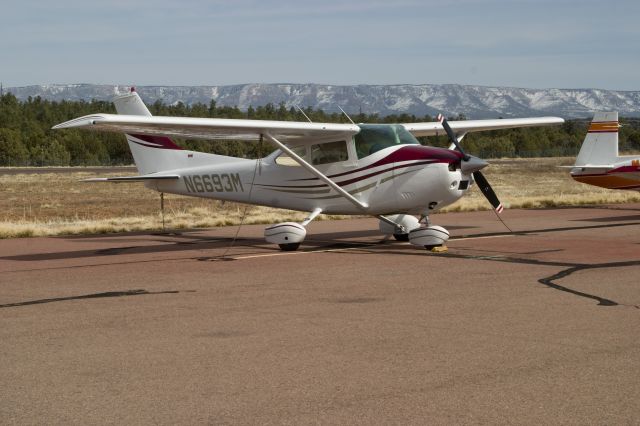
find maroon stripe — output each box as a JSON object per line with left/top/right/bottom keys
{"left": 129, "top": 140, "right": 177, "bottom": 149}
{"left": 293, "top": 145, "right": 462, "bottom": 182}
{"left": 336, "top": 160, "right": 436, "bottom": 187}
{"left": 609, "top": 165, "right": 640, "bottom": 174}
{"left": 259, "top": 160, "right": 436, "bottom": 190}
{"left": 130, "top": 134, "right": 183, "bottom": 150}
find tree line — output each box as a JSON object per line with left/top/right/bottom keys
{"left": 1, "top": 92, "right": 639, "bottom": 166}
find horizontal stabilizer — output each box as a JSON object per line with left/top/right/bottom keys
{"left": 558, "top": 165, "right": 615, "bottom": 169}
{"left": 82, "top": 175, "right": 180, "bottom": 182}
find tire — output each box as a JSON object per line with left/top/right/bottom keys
{"left": 278, "top": 243, "right": 301, "bottom": 251}
{"left": 393, "top": 233, "right": 410, "bottom": 241}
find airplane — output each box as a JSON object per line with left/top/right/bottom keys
{"left": 53, "top": 88, "right": 564, "bottom": 251}
{"left": 569, "top": 112, "right": 640, "bottom": 190}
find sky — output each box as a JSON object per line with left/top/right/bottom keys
{"left": 2, "top": 0, "right": 639, "bottom": 90}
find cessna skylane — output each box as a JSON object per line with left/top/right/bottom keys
{"left": 53, "top": 89, "right": 564, "bottom": 251}
{"left": 569, "top": 112, "right": 640, "bottom": 191}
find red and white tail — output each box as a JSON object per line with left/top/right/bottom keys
{"left": 574, "top": 112, "right": 619, "bottom": 167}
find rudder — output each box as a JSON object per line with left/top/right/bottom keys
{"left": 574, "top": 112, "right": 619, "bottom": 167}
{"left": 113, "top": 89, "right": 185, "bottom": 175}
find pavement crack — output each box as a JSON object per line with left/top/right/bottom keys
{"left": 439, "top": 253, "right": 640, "bottom": 309}
{"left": 538, "top": 261, "right": 640, "bottom": 309}
{"left": 450, "top": 220, "right": 640, "bottom": 240}
{"left": 538, "top": 266, "right": 618, "bottom": 307}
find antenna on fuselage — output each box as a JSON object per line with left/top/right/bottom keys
{"left": 295, "top": 105, "right": 313, "bottom": 123}
{"left": 338, "top": 106, "right": 356, "bottom": 125}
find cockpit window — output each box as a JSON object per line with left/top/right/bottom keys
{"left": 354, "top": 124, "right": 420, "bottom": 159}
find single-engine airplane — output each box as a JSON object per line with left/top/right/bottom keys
{"left": 53, "top": 89, "right": 564, "bottom": 251}
{"left": 569, "top": 112, "right": 640, "bottom": 191}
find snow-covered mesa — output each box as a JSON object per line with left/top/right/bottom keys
{"left": 7, "top": 83, "right": 640, "bottom": 119}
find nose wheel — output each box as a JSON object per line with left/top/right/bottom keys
{"left": 393, "top": 233, "right": 410, "bottom": 241}
{"left": 409, "top": 225, "right": 450, "bottom": 250}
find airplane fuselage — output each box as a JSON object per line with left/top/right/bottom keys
{"left": 571, "top": 158, "right": 640, "bottom": 191}
{"left": 149, "top": 144, "right": 470, "bottom": 215}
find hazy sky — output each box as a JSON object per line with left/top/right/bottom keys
{"left": 2, "top": 0, "right": 639, "bottom": 90}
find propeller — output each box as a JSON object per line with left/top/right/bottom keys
{"left": 472, "top": 169, "right": 504, "bottom": 213}
{"left": 437, "top": 114, "right": 504, "bottom": 214}
{"left": 437, "top": 113, "right": 470, "bottom": 161}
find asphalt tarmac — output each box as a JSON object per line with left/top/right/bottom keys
{"left": 1, "top": 205, "right": 639, "bottom": 424}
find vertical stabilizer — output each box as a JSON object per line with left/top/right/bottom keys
{"left": 574, "top": 112, "right": 619, "bottom": 167}
{"left": 113, "top": 89, "right": 185, "bottom": 175}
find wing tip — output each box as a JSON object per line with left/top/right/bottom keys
{"left": 52, "top": 116, "right": 99, "bottom": 130}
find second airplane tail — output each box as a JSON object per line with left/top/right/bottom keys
{"left": 574, "top": 112, "right": 619, "bottom": 167}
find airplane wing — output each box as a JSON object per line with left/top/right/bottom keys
{"left": 403, "top": 117, "right": 564, "bottom": 137}
{"left": 53, "top": 114, "right": 360, "bottom": 143}
{"left": 54, "top": 114, "right": 563, "bottom": 144}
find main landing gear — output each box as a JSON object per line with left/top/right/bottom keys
{"left": 264, "top": 222, "right": 307, "bottom": 251}
{"left": 264, "top": 211, "right": 450, "bottom": 252}
{"left": 264, "top": 208, "right": 323, "bottom": 251}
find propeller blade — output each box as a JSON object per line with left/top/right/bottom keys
{"left": 437, "top": 113, "right": 469, "bottom": 160}
{"left": 473, "top": 171, "right": 504, "bottom": 213}
{"left": 437, "top": 114, "right": 502, "bottom": 213}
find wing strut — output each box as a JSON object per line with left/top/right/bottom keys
{"left": 263, "top": 132, "right": 369, "bottom": 212}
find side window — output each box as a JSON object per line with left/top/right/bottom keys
{"left": 275, "top": 146, "right": 307, "bottom": 167}
{"left": 310, "top": 141, "right": 349, "bottom": 165}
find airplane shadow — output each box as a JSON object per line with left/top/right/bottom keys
{"left": 7, "top": 217, "right": 637, "bottom": 264}
{"left": 0, "top": 289, "right": 190, "bottom": 309}
{"left": 1, "top": 236, "right": 263, "bottom": 262}
{"left": 3, "top": 226, "right": 478, "bottom": 263}
{"left": 573, "top": 214, "right": 640, "bottom": 223}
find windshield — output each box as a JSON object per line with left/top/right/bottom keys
{"left": 354, "top": 124, "right": 420, "bottom": 158}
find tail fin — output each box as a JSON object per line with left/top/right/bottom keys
{"left": 574, "top": 112, "right": 619, "bottom": 167}
{"left": 114, "top": 89, "right": 185, "bottom": 175}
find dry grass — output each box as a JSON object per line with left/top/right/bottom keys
{"left": 1, "top": 158, "right": 638, "bottom": 238}
{"left": 0, "top": 169, "right": 347, "bottom": 238}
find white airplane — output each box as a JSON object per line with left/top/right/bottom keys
{"left": 569, "top": 112, "right": 640, "bottom": 190}
{"left": 53, "top": 89, "right": 563, "bottom": 251}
